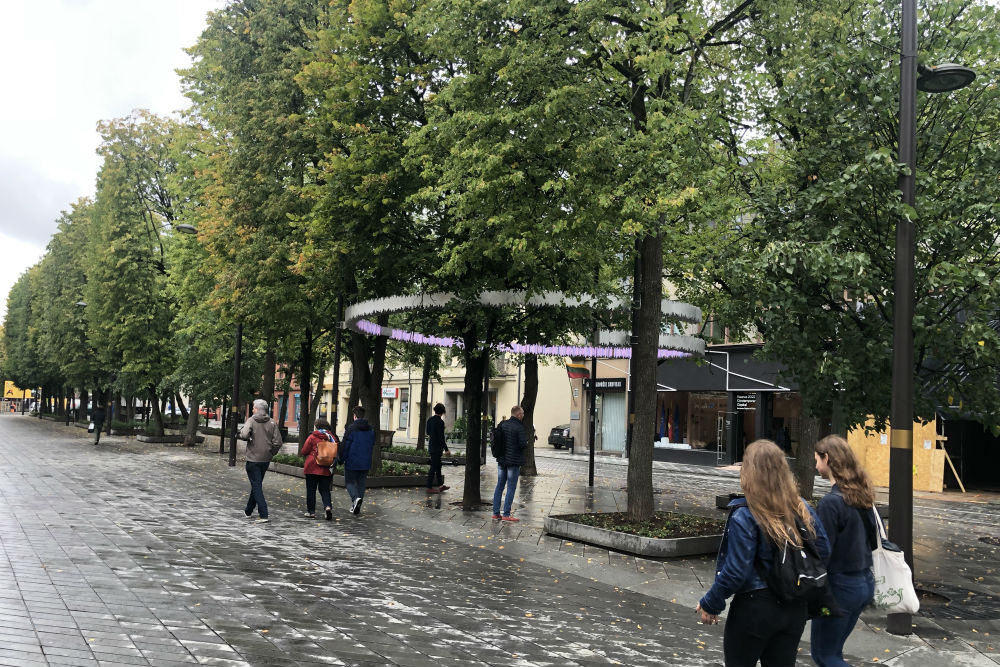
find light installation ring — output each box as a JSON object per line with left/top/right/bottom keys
{"left": 343, "top": 291, "right": 705, "bottom": 359}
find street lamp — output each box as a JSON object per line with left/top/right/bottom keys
{"left": 888, "top": 0, "right": 975, "bottom": 636}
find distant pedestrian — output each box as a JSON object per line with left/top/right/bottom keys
{"left": 811, "top": 435, "right": 877, "bottom": 667}
{"left": 697, "top": 439, "right": 830, "bottom": 667}
{"left": 300, "top": 417, "right": 336, "bottom": 520}
{"left": 91, "top": 404, "right": 106, "bottom": 445}
{"left": 425, "top": 403, "right": 451, "bottom": 494}
{"left": 492, "top": 405, "right": 527, "bottom": 522}
{"left": 239, "top": 399, "right": 283, "bottom": 522}
{"left": 338, "top": 406, "right": 375, "bottom": 515}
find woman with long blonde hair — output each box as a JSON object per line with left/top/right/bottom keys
{"left": 811, "top": 435, "right": 877, "bottom": 666}
{"left": 698, "top": 439, "right": 830, "bottom": 667}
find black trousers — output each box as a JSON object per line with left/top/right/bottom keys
{"left": 426, "top": 452, "right": 444, "bottom": 488}
{"left": 723, "top": 588, "right": 807, "bottom": 667}
{"left": 305, "top": 474, "right": 332, "bottom": 513}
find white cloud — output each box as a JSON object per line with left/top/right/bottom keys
{"left": 0, "top": 0, "right": 223, "bottom": 319}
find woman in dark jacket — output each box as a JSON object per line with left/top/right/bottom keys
{"left": 300, "top": 417, "right": 335, "bottom": 520}
{"left": 698, "top": 439, "right": 830, "bottom": 667}
{"left": 811, "top": 435, "right": 877, "bottom": 667}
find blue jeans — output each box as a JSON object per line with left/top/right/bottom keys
{"left": 810, "top": 570, "right": 875, "bottom": 666}
{"left": 245, "top": 461, "right": 270, "bottom": 518}
{"left": 344, "top": 469, "right": 368, "bottom": 502}
{"left": 492, "top": 465, "right": 520, "bottom": 516}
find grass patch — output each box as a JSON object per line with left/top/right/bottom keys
{"left": 561, "top": 511, "right": 725, "bottom": 539}
{"left": 272, "top": 453, "right": 305, "bottom": 467}
{"left": 385, "top": 445, "right": 464, "bottom": 456}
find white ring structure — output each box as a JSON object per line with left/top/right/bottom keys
{"left": 343, "top": 291, "right": 706, "bottom": 359}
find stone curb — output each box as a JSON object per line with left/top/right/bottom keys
{"left": 544, "top": 515, "right": 723, "bottom": 558}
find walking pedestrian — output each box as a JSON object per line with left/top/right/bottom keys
{"left": 239, "top": 399, "right": 284, "bottom": 522}
{"left": 811, "top": 435, "right": 877, "bottom": 667}
{"left": 338, "top": 406, "right": 375, "bottom": 515}
{"left": 425, "top": 403, "right": 451, "bottom": 494}
{"left": 492, "top": 405, "right": 527, "bottom": 522}
{"left": 300, "top": 417, "right": 335, "bottom": 520}
{"left": 697, "top": 439, "right": 831, "bottom": 667}
{"left": 91, "top": 403, "right": 106, "bottom": 445}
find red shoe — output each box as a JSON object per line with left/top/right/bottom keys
{"left": 501, "top": 515, "right": 520, "bottom": 522}
{"left": 492, "top": 514, "right": 501, "bottom": 520}
{"left": 438, "top": 485, "right": 450, "bottom": 491}
{"left": 426, "top": 487, "right": 440, "bottom": 494}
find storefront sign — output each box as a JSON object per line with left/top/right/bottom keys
{"left": 735, "top": 393, "right": 757, "bottom": 411}
{"left": 584, "top": 378, "right": 626, "bottom": 392}
{"left": 381, "top": 387, "right": 399, "bottom": 399}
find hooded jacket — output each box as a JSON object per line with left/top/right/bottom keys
{"left": 339, "top": 418, "right": 375, "bottom": 471}
{"left": 239, "top": 414, "right": 283, "bottom": 463}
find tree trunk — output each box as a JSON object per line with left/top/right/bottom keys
{"left": 352, "top": 322, "right": 389, "bottom": 471}
{"left": 416, "top": 350, "right": 433, "bottom": 451}
{"left": 79, "top": 389, "right": 88, "bottom": 423}
{"left": 461, "top": 331, "right": 487, "bottom": 509}
{"left": 127, "top": 396, "right": 135, "bottom": 424}
{"left": 261, "top": 346, "right": 276, "bottom": 404}
{"left": 184, "top": 395, "right": 201, "bottom": 446}
{"left": 175, "top": 392, "right": 188, "bottom": 420}
{"left": 793, "top": 414, "right": 820, "bottom": 500}
{"left": 277, "top": 392, "right": 289, "bottom": 432}
{"left": 148, "top": 387, "right": 165, "bottom": 437}
{"left": 520, "top": 354, "right": 539, "bottom": 476}
{"left": 627, "top": 229, "right": 663, "bottom": 521}
{"left": 298, "top": 329, "right": 313, "bottom": 448}
{"left": 307, "top": 355, "right": 324, "bottom": 433}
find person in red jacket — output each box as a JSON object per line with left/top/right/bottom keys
{"left": 300, "top": 417, "right": 336, "bottom": 520}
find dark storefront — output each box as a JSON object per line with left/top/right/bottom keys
{"left": 654, "top": 344, "right": 804, "bottom": 466}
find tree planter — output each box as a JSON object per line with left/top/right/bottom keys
{"left": 109, "top": 427, "right": 143, "bottom": 436}
{"left": 270, "top": 462, "right": 305, "bottom": 478}
{"left": 383, "top": 452, "right": 467, "bottom": 466}
{"left": 331, "top": 474, "right": 426, "bottom": 488}
{"left": 544, "top": 515, "right": 723, "bottom": 558}
{"left": 136, "top": 434, "right": 205, "bottom": 444}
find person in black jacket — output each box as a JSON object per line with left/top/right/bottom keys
{"left": 425, "top": 403, "right": 451, "bottom": 494}
{"left": 491, "top": 405, "right": 527, "bottom": 521}
{"left": 812, "top": 435, "right": 877, "bottom": 667}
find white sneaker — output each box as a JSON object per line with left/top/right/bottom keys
{"left": 257, "top": 518, "right": 270, "bottom": 523}
{"left": 351, "top": 498, "right": 362, "bottom": 515}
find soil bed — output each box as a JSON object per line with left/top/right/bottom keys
{"left": 560, "top": 511, "right": 724, "bottom": 539}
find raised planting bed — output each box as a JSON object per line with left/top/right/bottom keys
{"left": 136, "top": 434, "right": 205, "bottom": 444}
{"left": 545, "top": 512, "right": 725, "bottom": 558}
{"left": 383, "top": 453, "right": 467, "bottom": 466}
{"left": 268, "top": 457, "right": 429, "bottom": 488}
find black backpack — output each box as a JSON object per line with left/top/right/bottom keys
{"left": 756, "top": 518, "right": 829, "bottom": 605}
{"left": 490, "top": 420, "right": 505, "bottom": 460}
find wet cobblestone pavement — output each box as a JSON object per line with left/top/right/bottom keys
{"left": 0, "top": 415, "right": 997, "bottom": 666}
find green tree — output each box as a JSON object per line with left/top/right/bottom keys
{"left": 693, "top": 0, "right": 1000, "bottom": 492}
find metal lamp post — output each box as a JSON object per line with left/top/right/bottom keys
{"left": 888, "top": 0, "right": 974, "bottom": 636}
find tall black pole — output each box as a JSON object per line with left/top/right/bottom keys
{"left": 588, "top": 270, "right": 599, "bottom": 487}
{"left": 887, "top": 0, "right": 918, "bottom": 636}
{"left": 219, "top": 398, "right": 228, "bottom": 455}
{"left": 228, "top": 322, "right": 243, "bottom": 467}
{"left": 331, "top": 296, "right": 344, "bottom": 438}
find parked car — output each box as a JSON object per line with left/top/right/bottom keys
{"left": 547, "top": 424, "right": 573, "bottom": 449}
{"left": 199, "top": 406, "right": 218, "bottom": 419}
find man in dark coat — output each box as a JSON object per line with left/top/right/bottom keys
{"left": 425, "top": 403, "right": 451, "bottom": 494}
{"left": 338, "top": 405, "right": 376, "bottom": 515}
{"left": 91, "top": 404, "right": 106, "bottom": 445}
{"left": 492, "top": 405, "right": 527, "bottom": 521}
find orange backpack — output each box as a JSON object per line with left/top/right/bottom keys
{"left": 315, "top": 432, "right": 339, "bottom": 467}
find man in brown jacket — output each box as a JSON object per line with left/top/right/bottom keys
{"left": 239, "top": 399, "right": 284, "bottom": 522}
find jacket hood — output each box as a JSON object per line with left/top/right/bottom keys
{"left": 252, "top": 414, "right": 270, "bottom": 423}
{"left": 352, "top": 418, "right": 371, "bottom": 431}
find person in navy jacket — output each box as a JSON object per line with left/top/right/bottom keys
{"left": 811, "top": 435, "right": 877, "bottom": 666}
{"left": 338, "top": 406, "right": 375, "bottom": 515}
{"left": 698, "top": 439, "right": 831, "bottom": 667}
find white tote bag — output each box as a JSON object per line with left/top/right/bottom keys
{"left": 870, "top": 507, "right": 920, "bottom": 614}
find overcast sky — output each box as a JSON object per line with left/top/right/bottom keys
{"left": 0, "top": 0, "right": 224, "bottom": 319}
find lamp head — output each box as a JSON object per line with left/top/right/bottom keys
{"left": 173, "top": 223, "right": 198, "bottom": 235}
{"left": 917, "top": 63, "right": 976, "bottom": 93}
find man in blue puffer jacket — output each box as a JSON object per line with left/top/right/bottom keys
{"left": 338, "top": 405, "right": 375, "bottom": 515}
